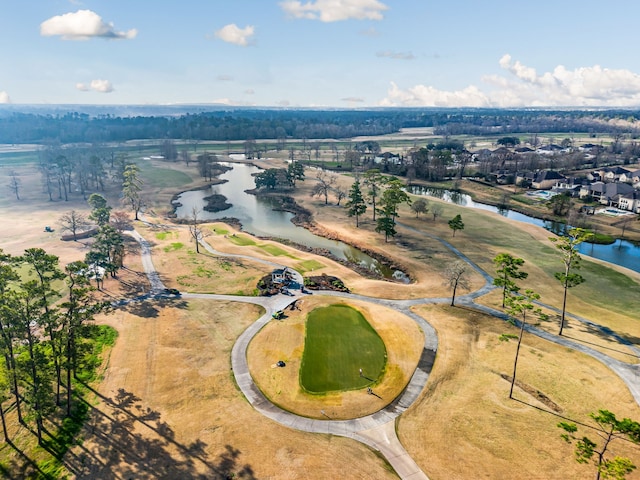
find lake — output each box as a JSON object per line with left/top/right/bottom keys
{"left": 174, "top": 163, "right": 409, "bottom": 282}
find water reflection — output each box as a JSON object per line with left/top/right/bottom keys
{"left": 174, "top": 163, "right": 409, "bottom": 282}
{"left": 408, "top": 185, "right": 640, "bottom": 273}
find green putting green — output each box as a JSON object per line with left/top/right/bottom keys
{"left": 300, "top": 304, "right": 387, "bottom": 393}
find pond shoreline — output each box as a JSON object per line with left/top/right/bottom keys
{"left": 169, "top": 181, "right": 411, "bottom": 282}
{"left": 249, "top": 189, "right": 412, "bottom": 282}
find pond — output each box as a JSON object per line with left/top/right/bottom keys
{"left": 174, "top": 163, "right": 409, "bottom": 282}
{"left": 408, "top": 185, "right": 640, "bottom": 274}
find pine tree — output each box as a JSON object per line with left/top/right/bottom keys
{"left": 345, "top": 180, "right": 367, "bottom": 227}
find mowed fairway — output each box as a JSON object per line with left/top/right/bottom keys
{"left": 300, "top": 305, "right": 386, "bottom": 393}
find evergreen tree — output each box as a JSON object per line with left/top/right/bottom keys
{"left": 448, "top": 214, "right": 465, "bottom": 237}
{"left": 88, "top": 193, "right": 111, "bottom": 226}
{"left": 61, "top": 261, "right": 109, "bottom": 416}
{"left": 345, "top": 180, "right": 367, "bottom": 227}
{"left": 493, "top": 253, "right": 529, "bottom": 308}
{"left": 549, "top": 228, "right": 592, "bottom": 335}
{"left": 286, "top": 161, "right": 305, "bottom": 188}
{"left": 0, "top": 250, "right": 23, "bottom": 426}
{"left": 122, "top": 163, "right": 144, "bottom": 220}
{"left": 21, "top": 249, "right": 65, "bottom": 406}
{"left": 363, "top": 169, "right": 385, "bottom": 221}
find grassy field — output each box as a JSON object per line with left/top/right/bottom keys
{"left": 2, "top": 137, "right": 640, "bottom": 478}
{"left": 300, "top": 304, "right": 386, "bottom": 393}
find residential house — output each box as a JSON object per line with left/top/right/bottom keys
{"left": 596, "top": 166, "right": 631, "bottom": 183}
{"left": 515, "top": 147, "right": 535, "bottom": 154}
{"left": 531, "top": 170, "right": 567, "bottom": 190}
{"left": 618, "top": 191, "right": 640, "bottom": 213}
{"left": 619, "top": 169, "right": 640, "bottom": 185}
{"left": 271, "top": 268, "right": 290, "bottom": 285}
{"left": 553, "top": 177, "right": 584, "bottom": 197}
{"left": 580, "top": 181, "right": 634, "bottom": 206}
{"left": 537, "top": 144, "right": 565, "bottom": 155}
{"left": 373, "top": 152, "right": 402, "bottom": 165}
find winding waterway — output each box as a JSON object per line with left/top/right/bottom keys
{"left": 174, "top": 163, "right": 409, "bottom": 281}
{"left": 409, "top": 185, "right": 640, "bottom": 274}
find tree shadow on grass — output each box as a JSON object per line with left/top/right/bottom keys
{"left": 122, "top": 297, "right": 189, "bottom": 319}
{"left": 0, "top": 439, "right": 52, "bottom": 480}
{"left": 562, "top": 318, "right": 640, "bottom": 361}
{"left": 63, "top": 385, "right": 256, "bottom": 479}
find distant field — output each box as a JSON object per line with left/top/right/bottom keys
{"left": 300, "top": 304, "right": 386, "bottom": 393}
{"left": 0, "top": 150, "right": 40, "bottom": 167}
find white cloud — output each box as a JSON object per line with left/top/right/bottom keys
{"left": 380, "top": 56, "right": 640, "bottom": 107}
{"left": 380, "top": 82, "right": 490, "bottom": 108}
{"left": 376, "top": 50, "right": 415, "bottom": 60}
{"left": 77, "top": 79, "right": 114, "bottom": 93}
{"left": 40, "top": 10, "right": 137, "bottom": 40}
{"left": 90, "top": 79, "right": 114, "bottom": 93}
{"left": 0, "top": 92, "right": 11, "bottom": 103}
{"left": 280, "top": 0, "right": 388, "bottom": 22}
{"left": 215, "top": 24, "right": 255, "bottom": 46}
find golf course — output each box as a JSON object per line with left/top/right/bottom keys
{"left": 1, "top": 139, "right": 639, "bottom": 479}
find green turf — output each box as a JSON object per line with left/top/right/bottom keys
{"left": 136, "top": 159, "right": 193, "bottom": 188}
{"left": 211, "top": 226, "right": 229, "bottom": 235}
{"left": 227, "top": 234, "right": 256, "bottom": 246}
{"left": 300, "top": 304, "right": 386, "bottom": 393}
{"left": 154, "top": 231, "right": 176, "bottom": 241}
{"left": 257, "top": 244, "right": 296, "bottom": 257}
{"left": 295, "top": 259, "right": 325, "bottom": 273}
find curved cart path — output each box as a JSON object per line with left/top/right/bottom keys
{"left": 126, "top": 221, "right": 640, "bottom": 480}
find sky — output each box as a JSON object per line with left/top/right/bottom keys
{"left": 2, "top": 0, "right": 640, "bottom": 108}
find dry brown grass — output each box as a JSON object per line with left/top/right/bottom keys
{"left": 71, "top": 299, "right": 399, "bottom": 479}
{"left": 399, "top": 304, "right": 640, "bottom": 480}
{"left": 135, "top": 222, "right": 270, "bottom": 295}
{"left": 247, "top": 296, "right": 423, "bottom": 419}
{"left": 476, "top": 288, "right": 639, "bottom": 364}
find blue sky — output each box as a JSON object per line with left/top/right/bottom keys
{"left": 2, "top": 0, "right": 640, "bottom": 107}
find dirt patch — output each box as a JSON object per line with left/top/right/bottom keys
{"left": 498, "top": 373, "right": 562, "bottom": 413}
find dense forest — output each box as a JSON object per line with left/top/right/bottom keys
{"left": 1, "top": 107, "right": 639, "bottom": 144}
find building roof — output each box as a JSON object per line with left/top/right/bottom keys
{"left": 533, "top": 170, "right": 566, "bottom": 182}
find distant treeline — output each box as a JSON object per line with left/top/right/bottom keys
{"left": 1, "top": 107, "right": 639, "bottom": 144}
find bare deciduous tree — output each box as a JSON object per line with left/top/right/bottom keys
{"left": 110, "top": 210, "right": 133, "bottom": 233}
{"left": 442, "top": 261, "right": 470, "bottom": 306}
{"left": 59, "top": 210, "right": 90, "bottom": 241}
{"left": 311, "top": 170, "right": 336, "bottom": 205}
{"left": 333, "top": 185, "right": 347, "bottom": 206}
{"left": 188, "top": 207, "right": 205, "bottom": 254}
{"left": 8, "top": 171, "right": 20, "bottom": 200}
